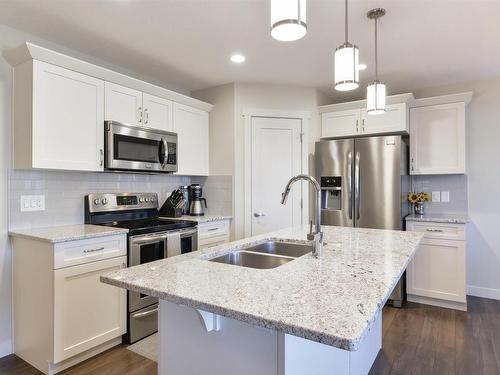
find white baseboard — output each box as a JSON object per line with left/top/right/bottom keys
{"left": 0, "top": 339, "right": 13, "bottom": 358}
{"left": 467, "top": 285, "right": 500, "bottom": 300}
{"left": 407, "top": 294, "right": 467, "bottom": 311}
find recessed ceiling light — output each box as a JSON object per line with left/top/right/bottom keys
{"left": 230, "top": 54, "right": 246, "bottom": 63}
{"left": 358, "top": 63, "right": 367, "bottom": 70}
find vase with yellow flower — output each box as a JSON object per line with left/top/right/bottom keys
{"left": 408, "top": 192, "right": 431, "bottom": 215}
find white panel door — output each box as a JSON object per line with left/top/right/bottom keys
{"left": 321, "top": 109, "right": 360, "bottom": 138}
{"left": 32, "top": 61, "right": 105, "bottom": 171}
{"left": 410, "top": 102, "right": 466, "bottom": 174}
{"left": 251, "top": 117, "right": 302, "bottom": 235}
{"left": 173, "top": 102, "right": 209, "bottom": 176}
{"left": 104, "top": 81, "right": 142, "bottom": 126}
{"left": 361, "top": 103, "right": 408, "bottom": 135}
{"left": 53, "top": 256, "right": 127, "bottom": 363}
{"left": 143, "top": 92, "right": 173, "bottom": 132}
{"left": 407, "top": 239, "right": 466, "bottom": 303}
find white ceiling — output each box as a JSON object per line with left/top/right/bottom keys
{"left": 1, "top": 0, "right": 499, "bottom": 100}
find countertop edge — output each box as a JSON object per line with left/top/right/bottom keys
{"left": 9, "top": 225, "right": 129, "bottom": 244}
{"left": 405, "top": 214, "right": 469, "bottom": 224}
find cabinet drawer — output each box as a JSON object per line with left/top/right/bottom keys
{"left": 198, "top": 220, "right": 230, "bottom": 239}
{"left": 199, "top": 234, "right": 229, "bottom": 250}
{"left": 407, "top": 222, "right": 465, "bottom": 241}
{"left": 54, "top": 234, "right": 127, "bottom": 269}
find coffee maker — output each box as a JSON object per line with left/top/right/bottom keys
{"left": 188, "top": 184, "right": 207, "bottom": 216}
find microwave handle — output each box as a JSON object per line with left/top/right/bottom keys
{"left": 159, "top": 138, "right": 167, "bottom": 166}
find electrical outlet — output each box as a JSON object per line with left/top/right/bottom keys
{"left": 441, "top": 191, "right": 450, "bottom": 203}
{"left": 431, "top": 191, "right": 441, "bottom": 202}
{"left": 20, "top": 195, "right": 45, "bottom": 212}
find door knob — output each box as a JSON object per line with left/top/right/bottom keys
{"left": 253, "top": 212, "right": 266, "bottom": 217}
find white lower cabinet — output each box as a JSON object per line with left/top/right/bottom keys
{"left": 12, "top": 234, "right": 127, "bottom": 374}
{"left": 53, "top": 256, "right": 127, "bottom": 363}
{"left": 406, "top": 222, "right": 466, "bottom": 311}
{"left": 198, "top": 219, "right": 231, "bottom": 250}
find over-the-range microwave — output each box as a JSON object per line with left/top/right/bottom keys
{"left": 104, "top": 121, "right": 178, "bottom": 173}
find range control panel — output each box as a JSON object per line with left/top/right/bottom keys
{"left": 87, "top": 193, "right": 159, "bottom": 213}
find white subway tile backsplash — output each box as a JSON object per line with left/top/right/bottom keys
{"left": 411, "top": 174, "right": 468, "bottom": 214}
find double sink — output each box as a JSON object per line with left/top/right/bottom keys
{"left": 208, "top": 240, "right": 312, "bottom": 270}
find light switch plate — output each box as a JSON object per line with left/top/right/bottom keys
{"left": 20, "top": 195, "right": 45, "bottom": 212}
{"left": 441, "top": 191, "right": 450, "bottom": 203}
{"left": 431, "top": 191, "right": 441, "bottom": 202}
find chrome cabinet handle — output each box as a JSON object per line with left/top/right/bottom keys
{"left": 347, "top": 151, "right": 353, "bottom": 220}
{"left": 355, "top": 152, "right": 360, "bottom": 220}
{"left": 138, "top": 106, "right": 143, "bottom": 123}
{"left": 411, "top": 158, "right": 415, "bottom": 172}
{"left": 207, "top": 228, "right": 219, "bottom": 232}
{"left": 132, "top": 308, "right": 158, "bottom": 319}
{"left": 144, "top": 108, "right": 149, "bottom": 124}
{"left": 362, "top": 119, "right": 365, "bottom": 132}
{"left": 83, "top": 247, "right": 104, "bottom": 254}
{"left": 426, "top": 229, "right": 443, "bottom": 233}
{"left": 254, "top": 212, "right": 265, "bottom": 217}
{"left": 356, "top": 119, "right": 359, "bottom": 133}
{"left": 99, "top": 149, "right": 104, "bottom": 167}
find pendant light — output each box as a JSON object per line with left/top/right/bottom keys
{"left": 334, "top": 0, "right": 359, "bottom": 91}
{"left": 366, "top": 8, "right": 386, "bottom": 115}
{"left": 270, "top": 0, "right": 307, "bottom": 42}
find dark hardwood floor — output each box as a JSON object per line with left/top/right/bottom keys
{"left": 1, "top": 296, "right": 498, "bottom": 375}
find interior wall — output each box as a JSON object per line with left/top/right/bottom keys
{"left": 413, "top": 76, "right": 500, "bottom": 299}
{"left": 0, "top": 23, "right": 193, "bottom": 357}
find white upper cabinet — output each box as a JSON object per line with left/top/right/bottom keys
{"left": 13, "top": 60, "right": 105, "bottom": 171}
{"left": 319, "top": 94, "right": 412, "bottom": 139}
{"left": 361, "top": 103, "right": 408, "bottom": 135}
{"left": 321, "top": 109, "right": 360, "bottom": 138}
{"left": 104, "top": 82, "right": 142, "bottom": 126}
{"left": 410, "top": 102, "right": 466, "bottom": 175}
{"left": 142, "top": 92, "right": 174, "bottom": 132}
{"left": 173, "top": 103, "right": 209, "bottom": 176}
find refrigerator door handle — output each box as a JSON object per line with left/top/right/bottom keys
{"left": 355, "top": 151, "right": 360, "bottom": 220}
{"left": 347, "top": 151, "right": 353, "bottom": 220}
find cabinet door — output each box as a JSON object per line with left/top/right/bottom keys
{"left": 173, "top": 103, "right": 209, "bottom": 175}
{"left": 104, "top": 81, "right": 142, "bottom": 126}
{"left": 407, "top": 239, "right": 465, "bottom": 303}
{"left": 53, "top": 256, "right": 127, "bottom": 363}
{"left": 33, "top": 61, "right": 104, "bottom": 171}
{"left": 361, "top": 103, "right": 408, "bottom": 135}
{"left": 410, "top": 102, "right": 466, "bottom": 175}
{"left": 321, "top": 109, "right": 360, "bottom": 138}
{"left": 143, "top": 93, "right": 173, "bottom": 132}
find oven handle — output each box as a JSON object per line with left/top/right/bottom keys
{"left": 131, "top": 234, "right": 168, "bottom": 245}
{"left": 132, "top": 308, "right": 159, "bottom": 319}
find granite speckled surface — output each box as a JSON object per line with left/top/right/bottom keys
{"left": 405, "top": 213, "right": 469, "bottom": 224}
{"left": 9, "top": 224, "right": 128, "bottom": 243}
{"left": 101, "top": 225, "right": 422, "bottom": 351}
{"left": 160, "top": 215, "right": 232, "bottom": 223}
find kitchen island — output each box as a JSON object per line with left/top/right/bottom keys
{"left": 101, "top": 225, "right": 422, "bottom": 375}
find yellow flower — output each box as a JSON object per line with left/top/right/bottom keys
{"left": 408, "top": 192, "right": 419, "bottom": 203}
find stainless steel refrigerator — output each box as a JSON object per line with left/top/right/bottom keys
{"left": 315, "top": 135, "right": 409, "bottom": 307}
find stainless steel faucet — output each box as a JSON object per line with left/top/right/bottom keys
{"left": 281, "top": 174, "right": 323, "bottom": 258}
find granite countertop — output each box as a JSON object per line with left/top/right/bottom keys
{"left": 160, "top": 215, "right": 232, "bottom": 223}
{"left": 405, "top": 213, "right": 469, "bottom": 224}
{"left": 101, "top": 225, "right": 422, "bottom": 351}
{"left": 9, "top": 224, "right": 129, "bottom": 243}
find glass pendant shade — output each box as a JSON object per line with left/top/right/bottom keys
{"left": 271, "top": 0, "right": 307, "bottom": 42}
{"left": 366, "top": 81, "right": 386, "bottom": 115}
{"left": 334, "top": 43, "right": 359, "bottom": 91}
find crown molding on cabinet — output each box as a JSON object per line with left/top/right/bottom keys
{"left": 4, "top": 42, "right": 214, "bottom": 113}
{"left": 409, "top": 92, "right": 473, "bottom": 108}
{"left": 318, "top": 93, "right": 414, "bottom": 113}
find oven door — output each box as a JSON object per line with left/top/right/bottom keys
{"left": 105, "top": 121, "right": 177, "bottom": 173}
{"left": 128, "top": 232, "right": 168, "bottom": 311}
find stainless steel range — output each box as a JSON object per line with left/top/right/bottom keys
{"left": 85, "top": 192, "right": 198, "bottom": 343}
